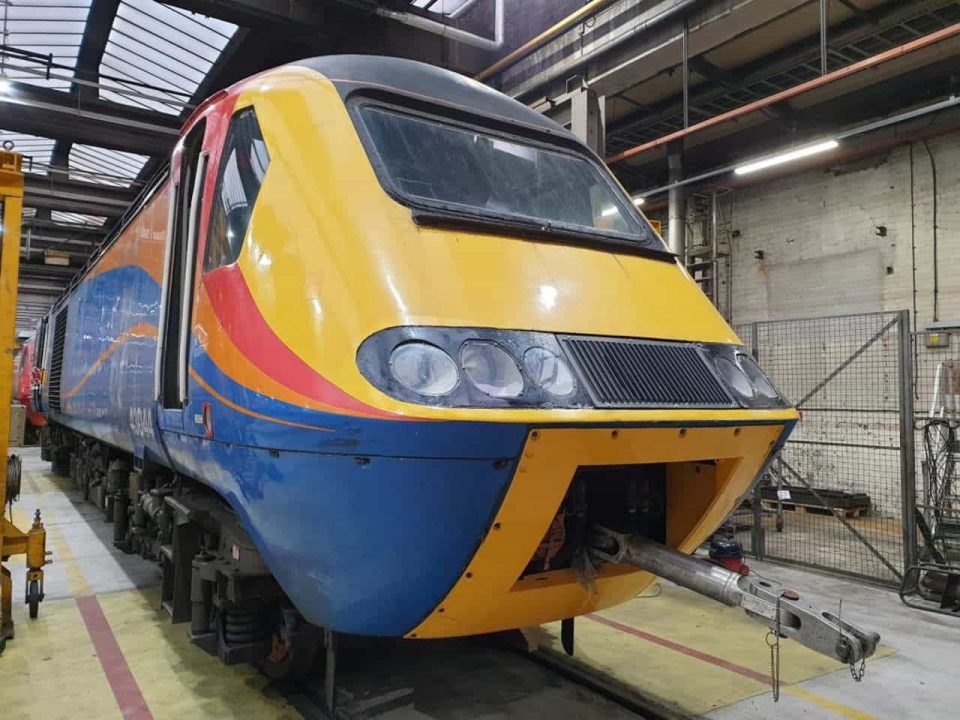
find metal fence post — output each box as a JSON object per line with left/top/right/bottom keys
{"left": 897, "top": 310, "right": 918, "bottom": 573}
{"left": 748, "top": 322, "right": 765, "bottom": 557}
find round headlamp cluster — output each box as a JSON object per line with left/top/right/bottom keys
{"left": 523, "top": 347, "right": 576, "bottom": 397}
{"left": 388, "top": 343, "right": 459, "bottom": 397}
{"left": 387, "top": 339, "right": 577, "bottom": 400}
{"left": 711, "top": 350, "right": 784, "bottom": 405}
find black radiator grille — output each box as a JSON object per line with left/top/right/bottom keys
{"left": 48, "top": 307, "right": 68, "bottom": 414}
{"left": 560, "top": 336, "right": 734, "bottom": 408}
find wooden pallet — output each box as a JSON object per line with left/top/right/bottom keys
{"left": 761, "top": 499, "right": 869, "bottom": 519}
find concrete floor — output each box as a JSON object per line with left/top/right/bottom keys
{"left": 2, "top": 447, "right": 958, "bottom": 719}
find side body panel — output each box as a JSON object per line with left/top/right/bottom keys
{"left": 42, "top": 186, "right": 170, "bottom": 459}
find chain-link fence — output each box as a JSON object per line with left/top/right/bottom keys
{"left": 732, "top": 311, "right": 914, "bottom": 585}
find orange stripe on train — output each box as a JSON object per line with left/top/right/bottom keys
{"left": 85, "top": 184, "right": 170, "bottom": 285}
{"left": 62, "top": 322, "right": 158, "bottom": 400}
{"left": 189, "top": 369, "right": 334, "bottom": 432}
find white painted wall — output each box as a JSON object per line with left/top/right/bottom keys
{"left": 727, "top": 135, "right": 959, "bottom": 328}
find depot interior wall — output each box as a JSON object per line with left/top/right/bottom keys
{"left": 705, "top": 132, "right": 960, "bottom": 520}
{"left": 726, "top": 133, "right": 960, "bottom": 329}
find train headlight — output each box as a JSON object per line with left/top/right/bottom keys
{"left": 358, "top": 327, "right": 589, "bottom": 408}
{"left": 460, "top": 342, "right": 523, "bottom": 398}
{"left": 523, "top": 347, "right": 576, "bottom": 397}
{"left": 738, "top": 353, "right": 780, "bottom": 399}
{"left": 714, "top": 356, "right": 755, "bottom": 400}
{"left": 389, "top": 342, "right": 459, "bottom": 396}
{"left": 706, "top": 346, "right": 787, "bottom": 408}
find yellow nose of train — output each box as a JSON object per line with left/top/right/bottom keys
{"left": 183, "top": 56, "right": 798, "bottom": 638}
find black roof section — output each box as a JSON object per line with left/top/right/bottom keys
{"left": 290, "top": 55, "right": 575, "bottom": 143}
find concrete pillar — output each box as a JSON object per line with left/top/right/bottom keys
{"left": 667, "top": 140, "right": 686, "bottom": 261}
{"left": 570, "top": 86, "right": 605, "bottom": 156}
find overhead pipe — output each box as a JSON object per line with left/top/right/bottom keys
{"left": 377, "top": 0, "right": 504, "bottom": 52}
{"left": 489, "top": 0, "right": 699, "bottom": 95}
{"left": 474, "top": 0, "right": 620, "bottom": 81}
{"left": 639, "top": 115, "right": 960, "bottom": 212}
{"left": 607, "top": 22, "right": 960, "bottom": 164}
{"left": 666, "top": 142, "right": 685, "bottom": 259}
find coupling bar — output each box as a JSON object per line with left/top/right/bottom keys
{"left": 590, "top": 525, "right": 880, "bottom": 666}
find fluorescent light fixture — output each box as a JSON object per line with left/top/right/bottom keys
{"left": 734, "top": 139, "right": 839, "bottom": 175}
{"left": 44, "top": 250, "right": 70, "bottom": 267}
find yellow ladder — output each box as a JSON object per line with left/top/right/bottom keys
{"left": 0, "top": 149, "right": 48, "bottom": 650}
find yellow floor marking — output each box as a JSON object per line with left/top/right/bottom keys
{"left": 98, "top": 588, "right": 300, "bottom": 720}
{"left": 535, "top": 583, "right": 894, "bottom": 716}
{"left": 0, "top": 596, "right": 122, "bottom": 720}
{"left": 12, "top": 469, "right": 93, "bottom": 599}
{"left": 784, "top": 686, "right": 882, "bottom": 720}
{"left": 45, "top": 520, "right": 94, "bottom": 598}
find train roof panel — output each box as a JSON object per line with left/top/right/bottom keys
{"left": 290, "top": 55, "right": 573, "bottom": 141}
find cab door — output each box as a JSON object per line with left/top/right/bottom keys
{"left": 31, "top": 316, "right": 47, "bottom": 414}
{"left": 157, "top": 119, "right": 208, "bottom": 432}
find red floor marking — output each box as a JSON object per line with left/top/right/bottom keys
{"left": 587, "top": 613, "right": 772, "bottom": 685}
{"left": 76, "top": 595, "right": 154, "bottom": 720}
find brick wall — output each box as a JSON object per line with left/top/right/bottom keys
{"left": 720, "top": 135, "right": 960, "bottom": 525}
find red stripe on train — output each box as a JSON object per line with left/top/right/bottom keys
{"left": 201, "top": 265, "right": 396, "bottom": 419}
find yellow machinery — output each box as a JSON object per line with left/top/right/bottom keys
{"left": 0, "top": 149, "right": 48, "bottom": 653}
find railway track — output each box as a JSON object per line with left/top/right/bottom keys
{"left": 273, "top": 634, "right": 688, "bottom": 720}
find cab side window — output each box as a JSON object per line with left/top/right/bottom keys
{"left": 204, "top": 108, "right": 270, "bottom": 271}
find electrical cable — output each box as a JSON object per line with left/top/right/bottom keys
{"left": 922, "top": 140, "right": 939, "bottom": 322}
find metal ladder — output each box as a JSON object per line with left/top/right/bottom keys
{"left": 686, "top": 189, "right": 733, "bottom": 320}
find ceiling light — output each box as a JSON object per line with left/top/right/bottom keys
{"left": 0, "top": 77, "right": 11, "bottom": 94}
{"left": 633, "top": 197, "right": 645, "bottom": 206}
{"left": 734, "top": 140, "right": 839, "bottom": 175}
{"left": 44, "top": 250, "right": 70, "bottom": 266}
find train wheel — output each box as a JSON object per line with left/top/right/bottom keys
{"left": 259, "top": 610, "right": 320, "bottom": 680}
{"left": 27, "top": 580, "right": 40, "bottom": 619}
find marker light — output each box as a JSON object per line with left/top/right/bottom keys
{"left": 734, "top": 140, "right": 839, "bottom": 176}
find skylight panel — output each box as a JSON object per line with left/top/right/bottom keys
{"left": 0, "top": 0, "right": 92, "bottom": 91}
{"left": 98, "top": 0, "right": 237, "bottom": 114}
{"left": 69, "top": 144, "right": 149, "bottom": 187}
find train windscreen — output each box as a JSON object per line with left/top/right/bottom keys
{"left": 357, "top": 105, "right": 665, "bottom": 253}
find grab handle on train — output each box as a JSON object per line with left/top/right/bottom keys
{"left": 590, "top": 525, "right": 881, "bottom": 668}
